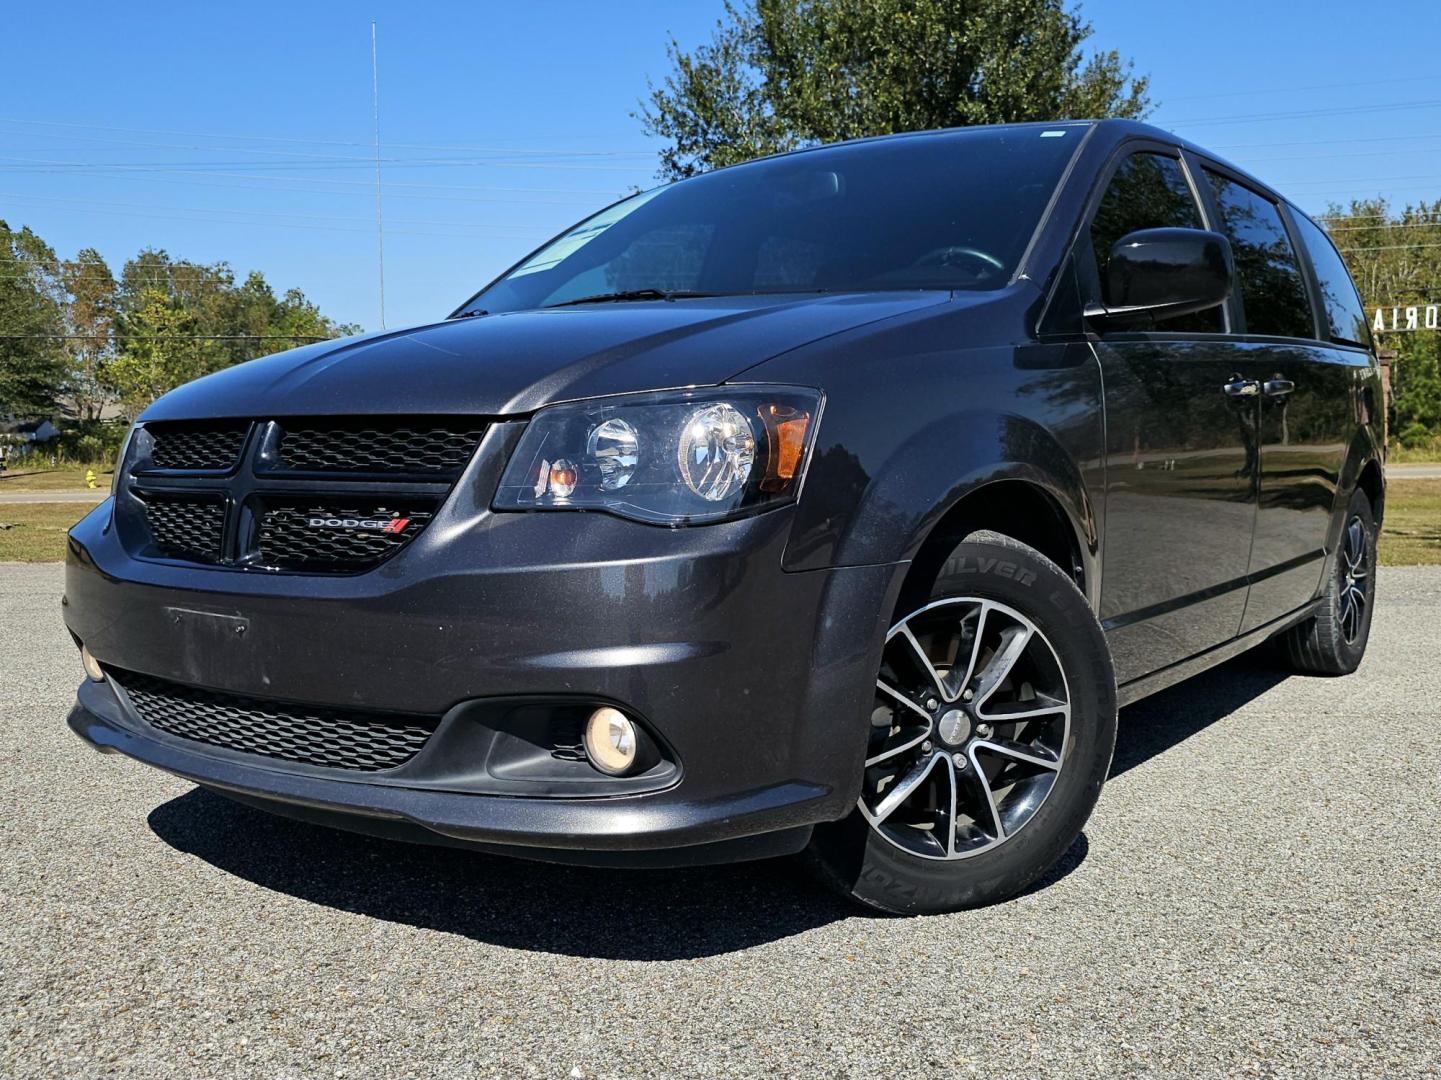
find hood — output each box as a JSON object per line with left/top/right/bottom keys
{"left": 141, "top": 292, "right": 951, "bottom": 421}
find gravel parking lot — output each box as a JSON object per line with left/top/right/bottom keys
{"left": 3, "top": 561, "right": 1439, "bottom": 1079}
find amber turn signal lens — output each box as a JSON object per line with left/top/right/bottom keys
{"left": 759, "top": 404, "right": 813, "bottom": 492}
{"left": 548, "top": 459, "right": 579, "bottom": 498}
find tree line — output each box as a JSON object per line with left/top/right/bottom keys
{"left": 1322, "top": 199, "right": 1441, "bottom": 449}
{"left": 0, "top": 219, "right": 358, "bottom": 436}
{"left": 3, "top": 0, "right": 1437, "bottom": 454}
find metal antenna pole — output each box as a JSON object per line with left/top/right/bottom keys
{"left": 371, "top": 20, "right": 387, "bottom": 330}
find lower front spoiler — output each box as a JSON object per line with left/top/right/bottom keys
{"left": 68, "top": 700, "right": 825, "bottom": 868}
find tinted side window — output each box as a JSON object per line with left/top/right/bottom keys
{"left": 1089, "top": 152, "right": 1221, "bottom": 331}
{"left": 1292, "top": 212, "right": 1371, "bottom": 347}
{"left": 1204, "top": 172, "right": 1315, "bottom": 339}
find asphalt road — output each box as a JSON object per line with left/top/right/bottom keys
{"left": 1390, "top": 463, "right": 1441, "bottom": 480}
{"left": 0, "top": 491, "right": 107, "bottom": 504}
{"left": 3, "top": 563, "right": 1439, "bottom": 1079}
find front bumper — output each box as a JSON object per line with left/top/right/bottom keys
{"left": 62, "top": 476, "right": 902, "bottom": 864}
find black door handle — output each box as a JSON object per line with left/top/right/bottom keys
{"left": 1263, "top": 376, "right": 1295, "bottom": 398}
{"left": 1222, "top": 376, "right": 1260, "bottom": 398}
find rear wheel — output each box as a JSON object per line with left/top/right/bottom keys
{"left": 807, "top": 532, "right": 1116, "bottom": 914}
{"left": 1276, "top": 487, "right": 1377, "bottom": 675}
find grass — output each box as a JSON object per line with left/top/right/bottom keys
{"left": 0, "top": 502, "right": 95, "bottom": 562}
{"left": 3, "top": 480, "right": 1439, "bottom": 566}
{"left": 1379, "top": 479, "right": 1441, "bottom": 566}
{"left": 0, "top": 466, "right": 113, "bottom": 493}
{"left": 1388, "top": 436, "right": 1441, "bottom": 464}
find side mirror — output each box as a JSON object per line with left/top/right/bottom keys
{"left": 1087, "top": 227, "right": 1233, "bottom": 327}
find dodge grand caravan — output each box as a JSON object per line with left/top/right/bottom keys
{"left": 64, "top": 120, "right": 1384, "bottom": 913}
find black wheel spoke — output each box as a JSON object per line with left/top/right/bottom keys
{"left": 954, "top": 751, "right": 1005, "bottom": 843}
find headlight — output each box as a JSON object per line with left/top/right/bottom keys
{"left": 494, "top": 387, "right": 822, "bottom": 525}
{"left": 111, "top": 421, "right": 141, "bottom": 497}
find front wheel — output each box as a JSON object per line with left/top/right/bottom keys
{"left": 807, "top": 532, "right": 1117, "bottom": 914}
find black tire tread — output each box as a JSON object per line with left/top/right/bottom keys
{"left": 1277, "top": 488, "right": 1376, "bottom": 676}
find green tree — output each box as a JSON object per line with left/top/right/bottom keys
{"left": 1325, "top": 198, "right": 1441, "bottom": 446}
{"left": 639, "top": 0, "right": 1151, "bottom": 179}
{"left": 60, "top": 247, "right": 118, "bottom": 421}
{"left": 0, "top": 219, "right": 68, "bottom": 417}
{"left": 117, "top": 249, "right": 236, "bottom": 376}
{"left": 111, "top": 254, "right": 357, "bottom": 415}
{"left": 107, "top": 287, "right": 206, "bottom": 417}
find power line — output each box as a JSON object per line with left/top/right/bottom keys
{"left": 1337, "top": 242, "right": 1441, "bottom": 253}
{"left": 0, "top": 155, "right": 643, "bottom": 174}
{"left": 1212, "top": 132, "right": 1441, "bottom": 152}
{"left": 1266, "top": 172, "right": 1441, "bottom": 188}
{"left": 0, "top": 116, "right": 654, "bottom": 159}
{"left": 1162, "top": 74, "right": 1441, "bottom": 104}
{"left": 1323, "top": 221, "right": 1441, "bottom": 233}
{"left": 1161, "top": 97, "right": 1441, "bottom": 128}
{"left": 1233, "top": 145, "right": 1441, "bottom": 166}
{"left": 0, "top": 191, "right": 559, "bottom": 232}
{"left": 0, "top": 156, "right": 619, "bottom": 202}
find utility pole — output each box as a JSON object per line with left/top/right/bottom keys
{"left": 371, "top": 20, "right": 387, "bottom": 330}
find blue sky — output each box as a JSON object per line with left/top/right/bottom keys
{"left": 4, "top": 0, "right": 1437, "bottom": 331}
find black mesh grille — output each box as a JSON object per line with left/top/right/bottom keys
{"left": 255, "top": 503, "right": 433, "bottom": 571}
{"left": 139, "top": 496, "right": 225, "bottom": 561}
{"left": 276, "top": 422, "right": 485, "bottom": 475}
{"left": 148, "top": 423, "right": 249, "bottom": 471}
{"left": 113, "top": 670, "right": 438, "bottom": 772}
{"left": 122, "top": 415, "right": 483, "bottom": 572}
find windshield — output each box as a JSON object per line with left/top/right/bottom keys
{"left": 458, "top": 125, "right": 1084, "bottom": 315}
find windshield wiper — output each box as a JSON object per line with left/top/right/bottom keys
{"left": 544, "top": 289, "right": 719, "bottom": 309}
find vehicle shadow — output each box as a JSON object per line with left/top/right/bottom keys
{"left": 1111, "top": 652, "right": 1291, "bottom": 779}
{"left": 144, "top": 655, "right": 1285, "bottom": 959}
{"left": 145, "top": 787, "right": 1089, "bottom": 958}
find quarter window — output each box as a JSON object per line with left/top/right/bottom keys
{"left": 1089, "top": 152, "right": 1221, "bottom": 331}
{"left": 1292, "top": 212, "right": 1371, "bottom": 347}
{"left": 1203, "top": 172, "right": 1315, "bottom": 339}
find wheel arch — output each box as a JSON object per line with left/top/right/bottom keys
{"left": 1333, "top": 425, "right": 1386, "bottom": 534}
{"left": 895, "top": 476, "right": 1092, "bottom": 620}
{"left": 1355, "top": 457, "right": 1384, "bottom": 527}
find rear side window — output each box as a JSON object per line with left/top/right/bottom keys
{"left": 1292, "top": 212, "right": 1372, "bottom": 347}
{"left": 1203, "top": 172, "right": 1315, "bottom": 339}
{"left": 1089, "top": 152, "right": 1221, "bottom": 331}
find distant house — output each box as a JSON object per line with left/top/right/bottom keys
{"left": 0, "top": 419, "right": 59, "bottom": 444}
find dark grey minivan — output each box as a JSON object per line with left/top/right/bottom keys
{"left": 65, "top": 120, "right": 1384, "bottom": 913}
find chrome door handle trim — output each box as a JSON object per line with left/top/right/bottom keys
{"left": 1222, "top": 377, "right": 1260, "bottom": 398}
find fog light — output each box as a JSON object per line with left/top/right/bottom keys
{"left": 584, "top": 706, "right": 638, "bottom": 775}
{"left": 80, "top": 644, "right": 105, "bottom": 682}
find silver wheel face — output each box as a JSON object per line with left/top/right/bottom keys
{"left": 1339, "top": 514, "right": 1370, "bottom": 645}
{"left": 860, "top": 597, "right": 1071, "bottom": 861}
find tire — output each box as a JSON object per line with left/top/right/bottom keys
{"left": 1276, "top": 487, "right": 1377, "bottom": 676}
{"left": 807, "top": 531, "right": 1117, "bottom": 915}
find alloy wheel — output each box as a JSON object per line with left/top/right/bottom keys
{"left": 860, "top": 598, "right": 1071, "bottom": 861}
{"left": 1339, "top": 514, "right": 1370, "bottom": 644}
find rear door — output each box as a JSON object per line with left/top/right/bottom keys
{"left": 1195, "top": 166, "right": 1363, "bottom": 631}
{"left": 1081, "top": 146, "right": 1260, "bottom": 683}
